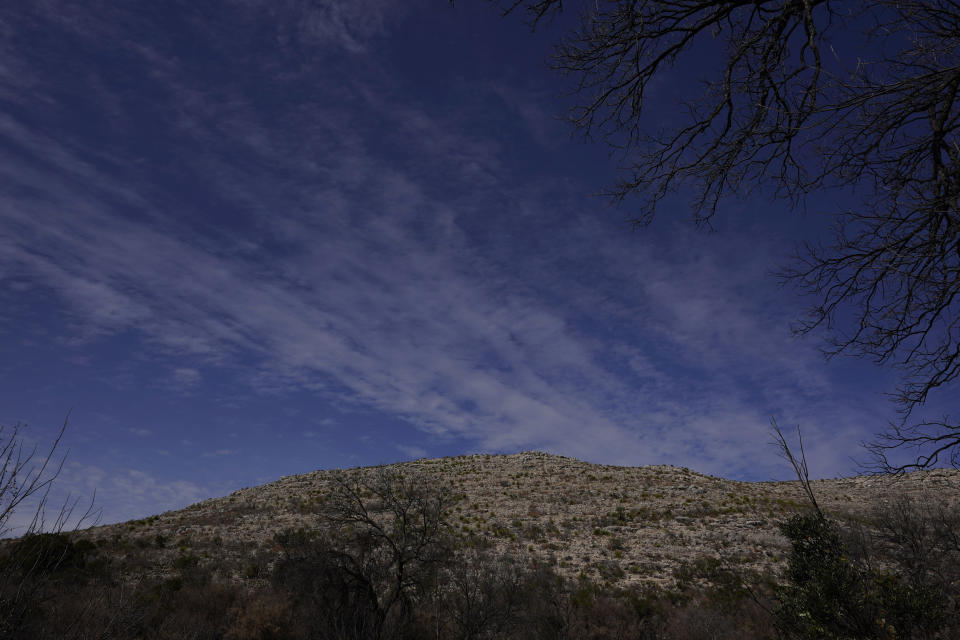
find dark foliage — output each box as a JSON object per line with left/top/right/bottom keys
{"left": 775, "top": 512, "right": 950, "bottom": 639}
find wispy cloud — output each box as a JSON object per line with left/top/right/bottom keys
{"left": 166, "top": 367, "right": 202, "bottom": 393}
{"left": 0, "top": 112, "right": 855, "bottom": 479}
{"left": 0, "top": 0, "right": 890, "bottom": 489}
{"left": 202, "top": 449, "right": 240, "bottom": 458}
{"left": 2, "top": 462, "right": 214, "bottom": 535}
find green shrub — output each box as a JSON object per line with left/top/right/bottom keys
{"left": 774, "top": 513, "right": 948, "bottom": 639}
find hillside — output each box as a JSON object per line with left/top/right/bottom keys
{"left": 77, "top": 451, "right": 960, "bottom": 591}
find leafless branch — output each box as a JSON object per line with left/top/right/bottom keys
{"left": 494, "top": 0, "right": 960, "bottom": 470}
{"left": 770, "top": 419, "right": 822, "bottom": 517}
{"left": 0, "top": 413, "right": 71, "bottom": 538}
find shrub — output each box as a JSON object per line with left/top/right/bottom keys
{"left": 774, "top": 512, "right": 949, "bottom": 639}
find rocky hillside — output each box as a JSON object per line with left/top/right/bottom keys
{"left": 78, "top": 452, "right": 960, "bottom": 591}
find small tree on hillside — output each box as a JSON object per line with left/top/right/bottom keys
{"left": 275, "top": 466, "right": 456, "bottom": 640}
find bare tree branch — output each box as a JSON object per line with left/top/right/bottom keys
{"left": 770, "top": 419, "right": 823, "bottom": 517}
{"left": 302, "top": 467, "right": 456, "bottom": 638}
{"left": 0, "top": 414, "right": 70, "bottom": 538}
{"left": 492, "top": 0, "right": 960, "bottom": 470}
{"left": 0, "top": 414, "right": 100, "bottom": 637}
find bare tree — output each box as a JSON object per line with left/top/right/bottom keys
{"left": 443, "top": 550, "right": 527, "bottom": 640}
{"left": 770, "top": 419, "right": 822, "bottom": 518}
{"left": 1, "top": 419, "right": 68, "bottom": 538}
{"left": 275, "top": 466, "right": 456, "bottom": 640}
{"left": 0, "top": 414, "right": 98, "bottom": 637}
{"left": 490, "top": 0, "right": 960, "bottom": 472}
{"left": 869, "top": 493, "right": 960, "bottom": 596}
{"left": 1, "top": 414, "right": 98, "bottom": 536}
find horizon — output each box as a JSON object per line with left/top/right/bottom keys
{"left": 2, "top": 0, "right": 956, "bottom": 533}
{"left": 62, "top": 448, "right": 960, "bottom": 538}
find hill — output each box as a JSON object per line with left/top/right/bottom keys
{"left": 3, "top": 451, "right": 959, "bottom": 639}
{"left": 78, "top": 451, "right": 960, "bottom": 590}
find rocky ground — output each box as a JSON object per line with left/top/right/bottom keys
{"left": 76, "top": 452, "right": 960, "bottom": 591}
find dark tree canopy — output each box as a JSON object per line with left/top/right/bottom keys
{"left": 496, "top": 0, "right": 960, "bottom": 472}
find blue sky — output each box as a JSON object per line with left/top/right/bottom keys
{"left": 1, "top": 1, "right": 951, "bottom": 529}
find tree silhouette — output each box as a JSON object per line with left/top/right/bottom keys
{"left": 275, "top": 466, "right": 455, "bottom": 639}
{"left": 0, "top": 415, "right": 98, "bottom": 637}
{"left": 491, "top": 0, "right": 960, "bottom": 471}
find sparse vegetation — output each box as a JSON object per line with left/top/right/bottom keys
{"left": 0, "top": 450, "right": 957, "bottom": 638}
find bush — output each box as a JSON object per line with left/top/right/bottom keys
{"left": 775, "top": 512, "right": 949, "bottom": 640}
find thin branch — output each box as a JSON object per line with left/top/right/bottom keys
{"left": 770, "top": 419, "right": 823, "bottom": 518}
